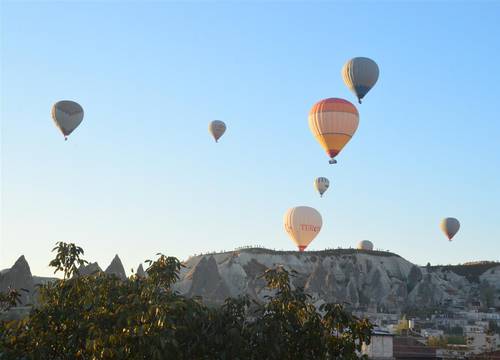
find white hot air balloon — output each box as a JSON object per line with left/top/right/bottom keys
{"left": 283, "top": 206, "right": 322, "bottom": 252}
{"left": 357, "top": 240, "right": 373, "bottom": 251}
{"left": 209, "top": 120, "right": 226, "bottom": 142}
{"left": 314, "top": 177, "right": 330, "bottom": 197}
{"left": 51, "top": 100, "right": 84, "bottom": 140}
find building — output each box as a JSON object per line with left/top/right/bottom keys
{"left": 466, "top": 331, "right": 500, "bottom": 354}
{"left": 362, "top": 328, "right": 395, "bottom": 359}
{"left": 393, "top": 336, "right": 436, "bottom": 359}
{"left": 471, "top": 350, "right": 500, "bottom": 359}
{"left": 420, "top": 328, "right": 444, "bottom": 338}
{"left": 436, "top": 345, "right": 472, "bottom": 359}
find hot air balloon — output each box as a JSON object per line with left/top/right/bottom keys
{"left": 314, "top": 177, "right": 330, "bottom": 197}
{"left": 209, "top": 120, "right": 226, "bottom": 142}
{"left": 283, "top": 206, "right": 322, "bottom": 252}
{"left": 342, "top": 57, "right": 379, "bottom": 104}
{"left": 440, "top": 217, "right": 460, "bottom": 241}
{"left": 51, "top": 100, "right": 84, "bottom": 140}
{"left": 357, "top": 240, "right": 373, "bottom": 251}
{"left": 308, "top": 98, "right": 359, "bottom": 164}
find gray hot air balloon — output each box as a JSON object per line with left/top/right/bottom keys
{"left": 342, "top": 57, "right": 379, "bottom": 104}
{"left": 209, "top": 120, "right": 226, "bottom": 142}
{"left": 51, "top": 100, "right": 84, "bottom": 140}
{"left": 314, "top": 177, "right": 330, "bottom": 197}
{"left": 440, "top": 217, "right": 460, "bottom": 241}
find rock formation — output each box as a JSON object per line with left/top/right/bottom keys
{"left": 174, "top": 249, "right": 500, "bottom": 312}
{"left": 78, "top": 262, "right": 102, "bottom": 276}
{"left": 2, "top": 249, "right": 499, "bottom": 313}
{"left": 187, "top": 256, "right": 230, "bottom": 304}
{"left": 136, "top": 264, "right": 146, "bottom": 277}
{"left": 105, "top": 255, "right": 127, "bottom": 280}
{"left": 0, "top": 256, "right": 35, "bottom": 305}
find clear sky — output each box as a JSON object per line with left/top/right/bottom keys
{"left": 1, "top": 1, "right": 499, "bottom": 277}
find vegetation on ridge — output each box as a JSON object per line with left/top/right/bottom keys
{"left": 429, "top": 261, "right": 500, "bottom": 283}
{"left": 194, "top": 246, "right": 401, "bottom": 258}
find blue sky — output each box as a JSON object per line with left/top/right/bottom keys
{"left": 1, "top": 2, "right": 499, "bottom": 277}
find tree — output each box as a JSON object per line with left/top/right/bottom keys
{"left": 446, "top": 336, "right": 466, "bottom": 345}
{"left": 479, "top": 281, "right": 495, "bottom": 309}
{"left": 0, "top": 288, "right": 22, "bottom": 312}
{"left": 0, "top": 242, "right": 373, "bottom": 359}
{"left": 428, "top": 336, "right": 447, "bottom": 348}
{"left": 48, "top": 242, "right": 88, "bottom": 279}
{"left": 489, "top": 320, "right": 500, "bottom": 335}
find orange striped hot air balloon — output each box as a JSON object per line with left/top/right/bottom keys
{"left": 308, "top": 98, "right": 359, "bottom": 164}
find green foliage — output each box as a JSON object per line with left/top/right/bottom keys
{"left": 0, "top": 243, "right": 373, "bottom": 359}
{"left": 489, "top": 320, "right": 500, "bottom": 335}
{"left": 428, "top": 335, "right": 447, "bottom": 347}
{"left": 403, "top": 304, "right": 447, "bottom": 319}
{"left": 144, "top": 254, "right": 181, "bottom": 290}
{"left": 446, "top": 335, "right": 466, "bottom": 345}
{"left": 430, "top": 262, "right": 500, "bottom": 283}
{"left": 48, "top": 242, "right": 88, "bottom": 279}
{"left": 428, "top": 335, "right": 466, "bottom": 348}
{"left": 237, "top": 247, "right": 399, "bottom": 259}
{"left": 479, "top": 281, "right": 496, "bottom": 309}
{"left": 0, "top": 289, "right": 22, "bottom": 312}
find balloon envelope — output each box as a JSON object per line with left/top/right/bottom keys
{"left": 209, "top": 120, "right": 226, "bottom": 142}
{"left": 314, "top": 177, "right": 330, "bottom": 197}
{"left": 440, "top": 217, "right": 460, "bottom": 241}
{"left": 342, "top": 57, "right": 379, "bottom": 103}
{"left": 51, "top": 100, "right": 84, "bottom": 140}
{"left": 283, "top": 206, "right": 322, "bottom": 252}
{"left": 308, "top": 98, "right": 359, "bottom": 162}
{"left": 357, "top": 240, "right": 374, "bottom": 251}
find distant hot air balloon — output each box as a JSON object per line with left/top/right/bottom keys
{"left": 308, "top": 98, "right": 359, "bottom": 164}
{"left": 283, "top": 206, "right": 322, "bottom": 252}
{"left": 209, "top": 120, "right": 226, "bottom": 142}
{"left": 51, "top": 100, "right": 84, "bottom": 140}
{"left": 314, "top": 177, "right": 330, "bottom": 197}
{"left": 342, "top": 57, "right": 379, "bottom": 104}
{"left": 440, "top": 217, "right": 460, "bottom": 241}
{"left": 357, "top": 240, "right": 374, "bottom": 251}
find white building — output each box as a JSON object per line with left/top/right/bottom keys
{"left": 465, "top": 325, "right": 486, "bottom": 334}
{"left": 421, "top": 328, "right": 444, "bottom": 338}
{"left": 361, "top": 329, "right": 394, "bottom": 359}
{"left": 465, "top": 331, "right": 500, "bottom": 354}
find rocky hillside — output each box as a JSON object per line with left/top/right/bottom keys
{"left": 0, "top": 255, "right": 141, "bottom": 306}
{"left": 0, "top": 256, "right": 35, "bottom": 305}
{"left": 2, "top": 249, "right": 499, "bottom": 313}
{"left": 174, "top": 248, "right": 500, "bottom": 312}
